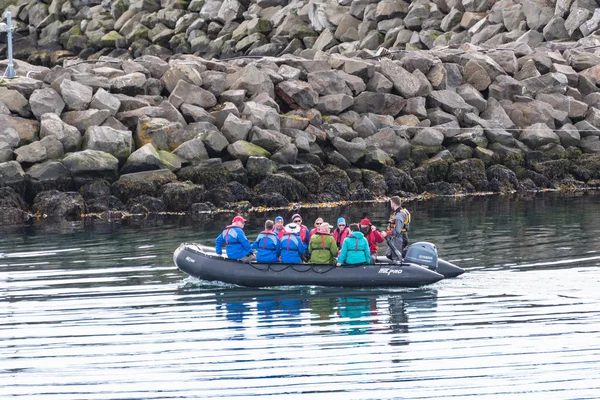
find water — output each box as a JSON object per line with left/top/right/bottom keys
{"left": 2, "top": 192, "right": 600, "bottom": 399}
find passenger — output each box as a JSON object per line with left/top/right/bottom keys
{"left": 273, "top": 216, "right": 285, "bottom": 236}
{"left": 359, "top": 218, "right": 385, "bottom": 263}
{"left": 384, "top": 196, "right": 411, "bottom": 261}
{"left": 308, "top": 217, "right": 324, "bottom": 240}
{"left": 337, "top": 223, "right": 370, "bottom": 266}
{"left": 308, "top": 222, "right": 338, "bottom": 264}
{"left": 280, "top": 223, "right": 307, "bottom": 263}
{"left": 278, "top": 213, "right": 309, "bottom": 244}
{"left": 215, "top": 216, "right": 254, "bottom": 261}
{"left": 332, "top": 217, "right": 351, "bottom": 251}
{"left": 251, "top": 220, "right": 280, "bottom": 263}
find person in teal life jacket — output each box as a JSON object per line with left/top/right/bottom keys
{"left": 273, "top": 216, "right": 285, "bottom": 236}
{"left": 279, "top": 223, "right": 307, "bottom": 263}
{"left": 337, "top": 223, "right": 370, "bottom": 266}
{"left": 215, "top": 216, "right": 254, "bottom": 261}
{"left": 251, "top": 220, "right": 280, "bottom": 263}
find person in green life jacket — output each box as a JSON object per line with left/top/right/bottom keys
{"left": 308, "top": 222, "right": 338, "bottom": 264}
{"left": 337, "top": 223, "right": 370, "bottom": 266}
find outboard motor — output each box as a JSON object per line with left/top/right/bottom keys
{"left": 404, "top": 242, "right": 438, "bottom": 271}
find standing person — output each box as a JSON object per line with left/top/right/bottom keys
{"left": 273, "top": 216, "right": 285, "bottom": 236}
{"left": 215, "top": 216, "right": 254, "bottom": 261}
{"left": 279, "top": 223, "right": 307, "bottom": 263}
{"left": 333, "top": 217, "right": 351, "bottom": 251}
{"left": 359, "top": 218, "right": 385, "bottom": 263}
{"left": 385, "top": 196, "right": 411, "bottom": 261}
{"left": 252, "top": 220, "right": 280, "bottom": 263}
{"left": 308, "top": 217, "right": 324, "bottom": 240}
{"left": 308, "top": 222, "right": 338, "bottom": 264}
{"left": 337, "top": 224, "right": 370, "bottom": 266}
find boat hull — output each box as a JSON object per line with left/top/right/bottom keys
{"left": 174, "top": 244, "right": 446, "bottom": 288}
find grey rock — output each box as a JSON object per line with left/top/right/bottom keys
{"left": 83, "top": 126, "right": 133, "bottom": 162}
{"left": 522, "top": 73, "right": 569, "bottom": 96}
{"left": 61, "top": 109, "right": 112, "bottom": 133}
{"left": 276, "top": 80, "right": 319, "bottom": 109}
{"left": 519, "top": 123, "right": 560, "bottom": 149}
{"left": 412, "top": 127, "right": 444, "bottom": 147}
{"left": 271, "top": 143, "right": 298, "bottom": 165}
{"left": 200, "top": 70, "right": 227, "bottom": 96}
{"left": 30, "top": 88, "right": 65, "bottom": 120}
{"left": 161, "top": 63, "right": 204, "bottom": 94}
{"left": 250, "top": 127, "right": 292, "bottom": 153}
{"left": 352, "top": 92, "right": 386, "bottom": 114}
{"left": 380, "top": 58, "right": 421, "bottom": 98}
{"left": 222, "top": 113, "right": 252, "bottom": 143}
{"left": 565, "top": 7, "right": 591, "bottom": 37}
{"left": 0, "top": 115, "right": 40, "bottom": 146}
{"left": 537, "top": 93, "right": 588, "bottom": 119}
{"left": 59, "top": 80, "right": 93, "bottom": 111}
{"left": 556, "top": 124, "right": 581, "bottom": 148}
{"left": 199, "top": 130, "right": 229, "bottom": 155}
{"left": 62, "top": 149, "right": 119, "bottom": 177}
{"left": 90, "top": 88, "right": 121, "bottom": 116}
{"left": 428, "top": 90, "right": 474, "bottom": 120}
{"left": 316, "top": 94, "right": 354, "bottom": 115}
{"left": 463, "top": 59, "right": 492, "bottom": 91}
{"left": 365, "top": 128, "right": 411, "bottom": 161}
{"left": 227, "top": 141, "right": 271, "bottom": 163}
{"left": 366, "top": 72, "right": 393, "bottom": 93}
{"left": 307, "top": 70, "right": 352, "bottom": 96}
{"left": 543, "top": 16, "right": 569, "bottom": 41}
{"left": 169, "top": 80, "right": 217, "bottom": 109}
{"left": 40, "top": 113, "right": 81, "bottom": 152}
{"left": 172, "top": 138, "right": 210, "bottom": 164}
{"left": 181, "top": 104, "right": 217, "bottom": 124}
{"left": 242, "top": 101, "right": 280, "bottom": 131}
{"left": 110, "top": 73, "right": 147, "bottom": 96}
{"left": 135, "top": 117, "right": 182, "bottom": 151}
{"left": 579, "top": 136, "right": 600, "bottom": 153}
{"left": 404, "top": 97, "right": 427, "bottom": 119}
{"left": 457, "top": 84, "right": 487, "bottom": 112}
{"left": 354, "top": 116, "right": 378, "bottom": 138}
{"left": 14, "top": 141, "right": 47, "bottom": 164}
{"left": 230, "top": 65, "right": 275, "bottom": 99}
{"left": 332, "top": 137, "right": 367, "bottom": 164}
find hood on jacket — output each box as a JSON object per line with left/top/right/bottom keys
{"left": 349, "top": 231, "right": 365, "bottom": 239}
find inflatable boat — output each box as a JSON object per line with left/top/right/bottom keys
{"left": 173, "top": 241, "right": 464, "bottom": 288}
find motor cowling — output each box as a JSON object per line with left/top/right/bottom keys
{"left": 404, "top": 241, "right": 438, "bottom": 270}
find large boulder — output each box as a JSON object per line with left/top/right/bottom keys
{"left": 519, "top": 123, "right": 560, "bottom": 149}
{"left": 40, "top": 113, "right": 82, "bottom": 152}
{"left": 32, "top": 190, "right": 85, "bottom": 220}
{"left": 276, "top": 80, "right": 319, "bottom": 109}
{"left": 83, "top": 126, "right": 133, "bottom": 162}
{"left": 0, "top": 115, "right": 40, "bottom": 146}
{"left": 252, "top": 173, "right": 307, "bottom": 202}
{"left": 447, "top": 158, "right": 488, "bottom": 191}
{"left": 242, "top": 101, "right": 280, "bottom": 131}
{"left": 60, "top": 80, "right": 93, "bottom": 111}
{"left": 112, "top": 169, "right": 178, "bottom": 202}
{"left": 30, "top": 88, "right": 65, "bottom": 120}
{"left": 169, "top": 80, "right": 217, "bottom": 109}
{"left": 160, "top": 181, "right": 205, "bottom": 212}
{"left": 172, "top": 138, "right": 210, "bottom": 164}
{"left": 62, "top": 150, "right": 120, "bottom": 180}
{"left": 227, "top": 140, "right": 271, "bottom": 163}
{"left": 135, "top": 116, "right": 182, "bottom": 150}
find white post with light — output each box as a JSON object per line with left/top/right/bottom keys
{"left": 1, "top": 11, "right": 17, "bottom": 79}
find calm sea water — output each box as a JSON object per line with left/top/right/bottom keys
{"left": 2, "top": 192, "right": 600, "bottom": 399}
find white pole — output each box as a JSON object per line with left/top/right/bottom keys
{"left": 4, "top": 12, "right": 17, "bottom": 79}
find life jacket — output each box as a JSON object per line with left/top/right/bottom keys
{"left": 278, "top": 225, "right": 309, "bottom": 243}
{"left": 257, "top": 230, "right": 278, "bottom": 250}
{"left": 310, "top": 232, "right": 329, "bottom": 251}
{"left": 333, "top": 227, "right": 350, "bottom": 248}
{"left": 387, "top": 207, "right": 411, "bottom": 233}
{"left": 223, "top": 225, "right": 240, "bottom": 244}
{"left": 282, "top": 232, "right": 301, "bottom": 251}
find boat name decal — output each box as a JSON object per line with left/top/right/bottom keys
{"left": 378, "top": 267, "right": 403, "bottom": 275}
{"left": 185, "top": 256, "right": 196, "bottom": 263}
{"left": 419, "top": 255, "right": 433, "bottom": 260}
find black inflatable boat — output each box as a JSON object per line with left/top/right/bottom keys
{"left": 174, "top": 242, "right": 464, "bottom": 288}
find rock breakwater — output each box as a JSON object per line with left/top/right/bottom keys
{"left": 1, "top": 0, "right": 600, "bottom": 223}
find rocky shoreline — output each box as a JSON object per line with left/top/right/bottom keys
{"left": 2, "top": 0, "right": 600, "bottom": 225}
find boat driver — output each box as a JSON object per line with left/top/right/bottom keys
{"left": 384, "top": 196, "right": 410, "bottom": 261}
{"left": 215, "top": 216, "right": 255, "bottom": 262}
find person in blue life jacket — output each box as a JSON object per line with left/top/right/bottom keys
{"left": 337, "top": 223, "right": 371, "bottom": 266}
{"left": 273, "top": 216, "right": 285, "bottom": 236}
{"left": 215, "top": 215, "right": 255, "bottom": 261}
{"left": 251, "top": 220, "right": 280, "bottom": 263}
{"left": 279, "top": 223, "right": 307, "bottom": 263}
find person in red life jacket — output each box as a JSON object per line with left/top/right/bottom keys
{"left": 308, "top": 217, "right": 324, "bottom": 240}
{"left": 332, "top": 217, "right": 351, "bottom": 252}
{"left": 215, "top": 216, "right": 254, "bottom": 261}
{"left": 359, "top": 218, "right": 385, "bottom": 264}
{"left": 279, "top": 223, "right": 307, "bottom": 263}
{"left": 251, "top": 220, "right": 280, "bottom": 263}
{"left": 279, "top": 214, "right": 309, "bottom": 243}
{"left": 308, "top": 222, "right": 338, "bottom": 264}
{"left": 273, "top": 216, "right": 285, "bottom": 236}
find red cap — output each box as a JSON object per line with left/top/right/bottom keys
{"left": 232, "top": 216, "right": 247, "bottom": 223}
{"left": 360, "top": 218, "right": 371, "bottom": 225}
